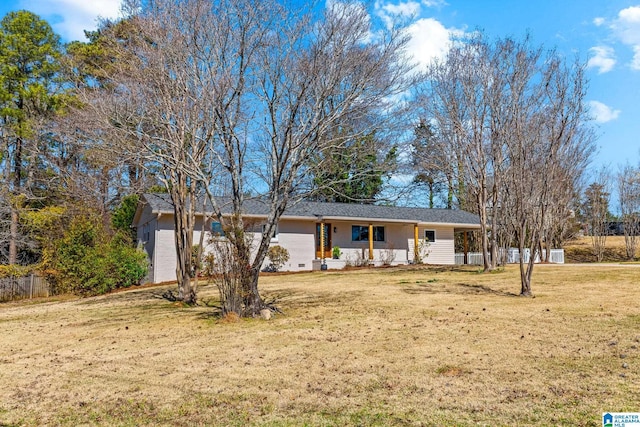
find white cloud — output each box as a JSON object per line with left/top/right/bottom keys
{"left": 589, "top": 100, "right": 621, "bottom": 123}
{"left": 619, "top": 6, "right": 640, "bottom": 23}
{"left": 593, "top": 17, "right": 605, "bottom": 26}
{"left": 632, "top": 45, "right": 640, "bottom": 70}
{"left": 616, "top": 6, "right": 640, "bottom": 44}
{"left": 421, "top": 0, "right": 447, "bottom": 7}
{"left": 587, "top": 46, "right": 616, "bottom": 73}
{"left": 375, "top": 0, "right": 422, "bottom": 29}
{"left": 17, "top": 0, "right": 122, "bottom": 41}
{"left": 380, "top": 1, "right": 421, "bottom": 18}
{"left": 606, "top": 5, "right": 640, "bottom": 69}
{"left": 406, "top": 18, "right": 461, "bottom": 69}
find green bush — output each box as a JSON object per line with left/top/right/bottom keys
{"left": 111, "top": 194, "right": 139, "bottom": 240}
{"left": 49, "top": 215, "right": 148, "bottom": 296}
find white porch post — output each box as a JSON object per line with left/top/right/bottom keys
{"left": 368, "top": 223, "right": 374, "bottom": 260}
{"left": 414, "top": 224, "right": 419, "bottom": 262}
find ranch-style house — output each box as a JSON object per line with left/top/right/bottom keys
{"left": 133, "top": 193, "right": 481, "bottom": 283}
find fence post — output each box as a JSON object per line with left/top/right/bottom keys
{"left": 30, "top": 273, "right": 34, "bottom": 299}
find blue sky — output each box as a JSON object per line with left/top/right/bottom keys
{"left": 1, "top": 0, "right": 639, "bottom": 183}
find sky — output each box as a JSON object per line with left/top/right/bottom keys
{"left": 1, "top": 0, "right": 639, "bottom": 183}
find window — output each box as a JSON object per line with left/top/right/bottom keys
{"left": 142, "top": 223, "right": 150, "bottom": 242}
{"left": 352, "top": 225, "right": 385, "bottom": 242}
{"left": 424, "top": 229, "right": 436, "bottom": 242}
{"left": 211, "top": 222, "right": 225, "bottom": 237}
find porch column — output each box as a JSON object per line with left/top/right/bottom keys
{"left": 320, "top": 221, "right": 325, "bottom": 261}
{"left": 368, "top": 223, "right": 374, "bottom": 260}
{"left": 463, "top": 231, "right": 469, "bottom": 265}
{"left": 413, "top": 224, "right": 419, "bottom": 262}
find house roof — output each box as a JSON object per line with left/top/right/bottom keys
{"left": 138, "top": 193, "right": 480, "bottom": 228}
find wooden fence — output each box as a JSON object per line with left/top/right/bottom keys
{"left": 0, "top": 274, "right": 51, "bottom": 302}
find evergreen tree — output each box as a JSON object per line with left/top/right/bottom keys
{"left": 0, "top": 11, "right": 65, "bottom": 264}
{"left": 310, "top": 132, "right": 397, "bottom": 204}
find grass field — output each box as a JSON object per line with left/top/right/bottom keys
{"left": 1, "top": 263, "right": 639, "bottom": 426}
{"left": 564, "top": 235, "right": 640, "bottom": 263}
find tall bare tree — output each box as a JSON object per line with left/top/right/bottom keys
{"left": 582, "top": 172, "right": 611, "bottom": 262}
{"left": 417, "top": 33, "right": 593, "bottom": 294}
{"left": 419, "top": 33, "right": 506, "bottom": 272}
{"left": 78, "top": 0, "right": 411, "bottom": 313}
{"left": 504, "top": 50, "right": 592, "bottom": 294}
{"left": 617, "top": 164, "right": 640, "bottom": 260}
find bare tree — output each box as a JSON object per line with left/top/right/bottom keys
{"left": 504, "top": 48, "right": 593, "bottom": 295}
{"left": 419, "top": 33, "right": 495, "bottom": 271}
{"left": 78, "top": 0, "right": 411, "bottom": 314}
{"left": 617, "top": 164, "right": 640, "bottom": 260}
{"left": 582, "top": 171, "right": 611, "bottom": 262}
{"left": 418, "top": 33, "right": 593, "bottom": 294}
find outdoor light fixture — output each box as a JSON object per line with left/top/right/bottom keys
{"left": 333, "top": 226, "right": 337, "bottom": 233}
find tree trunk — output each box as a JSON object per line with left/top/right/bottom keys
{"left": 170, "top": 177, "right": 195, "bottom": 305}
{"left": 428, "top": 180, "right": 434, "bottom": 209}
{"left": 241, "top": 267, "right": 265, "bottom": 316}
{"left": 8, "top": 206, "right": 18, "bottom": 265}
{"left": 519, "top": 259, "right": 533, "bottom": 296}
{"left": 477, "top": 191, "right": 491, "bottom": 272}
{"left": 519, "top": 231, "right": 538, "bottom": 296}
{"left": 100, "top": 165, "right": 111, "bottom": 231}
{"left": 489, "top": 186, "right": 500, "bottom": 268}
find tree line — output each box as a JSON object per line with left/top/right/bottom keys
{"left": 0, "top": 0, "right": 611, "bottom": 313}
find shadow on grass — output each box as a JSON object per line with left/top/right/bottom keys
{"left": 75, "top": 286, "right": 176, "bottom": 306}
{"left": 403, "top": 282, "right": 517, "bottom": 297}
{"left": 381, "top": 265, "right": 484, "bottom": 275}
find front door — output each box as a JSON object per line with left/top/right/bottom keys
{"left": 315, "top": 223, "right": 332, "bottom": 259}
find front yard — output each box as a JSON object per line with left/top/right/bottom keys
{"left": 0, "top": 264, "right": 638, "bottom": 426}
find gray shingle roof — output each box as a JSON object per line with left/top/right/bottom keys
{"left": 141, "top": 193, "right": 480, "bottom": 227}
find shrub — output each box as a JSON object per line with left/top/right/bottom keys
{"left": 266, "top": 245, "right": 290, "bottom": 272}
{"left": 48, "top": 215, "right": 148, "bottom": 296}
{"left": 380, "top": 244, "right": 396, "bottom": 265}
{"left": 0, "top": 264, "right": 33, "bottom": 279}
{"left": 107, "top": 232, "right": 149, "bottom": 289}
{"left": 332, "top": 246, "right": 342, "bottom": 259}
{"left": 202, "top": 253, "right": 216, "bottom": 277}
{"left": 111, "top": 194, "right": 139, "bottom": 240}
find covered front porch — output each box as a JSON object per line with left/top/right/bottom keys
{"left": 311, "top": 218, "right": 476, "bottom": 270}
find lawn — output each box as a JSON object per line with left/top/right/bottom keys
{"left": 564, "top": 235, "right": 640, "bottom": 263}
{"left": 0, "top": 264, "right": 638, "bottom": 426}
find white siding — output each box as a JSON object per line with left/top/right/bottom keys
{"left": 408, "top": 225, "right": 455, "bottom": 265}
{"left": 136, "top": 210, "right": 461, "bottom": 282}
{"left": 267, "top": 220, "right": 316, "bottom": 271}
{"left": 136, "top": 204, "right": 160, "bottom": 283}
{"left": 153, "top": 216, "right": 179, "bottom": 283}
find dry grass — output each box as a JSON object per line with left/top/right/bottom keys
{"left": 1, "top": 264, "right": 639, "bottom": 426}
{"left": 564, "top": 235, "right": 640, "bottom": 263}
